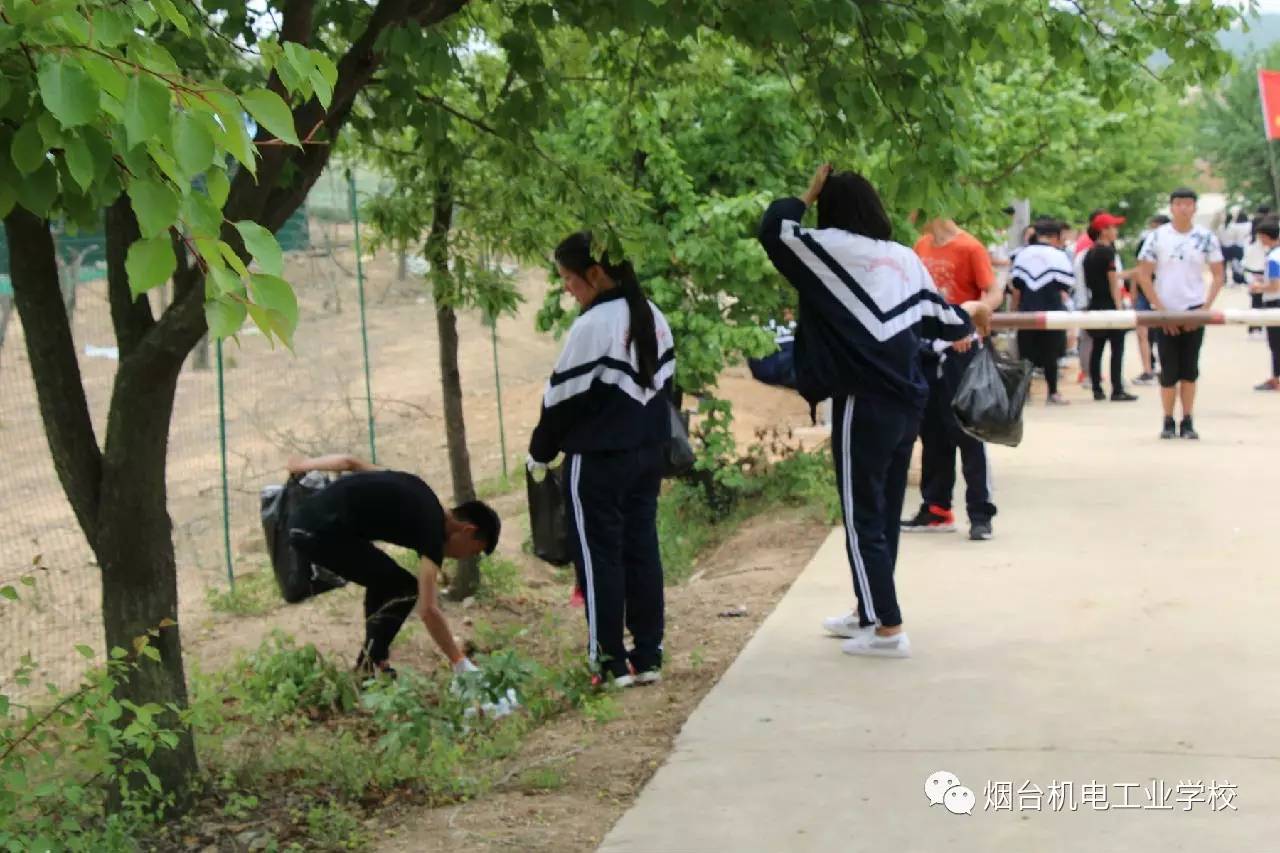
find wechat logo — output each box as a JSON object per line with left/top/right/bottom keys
{"left": 925, "top": 770, "right": 975, "bottom": 815}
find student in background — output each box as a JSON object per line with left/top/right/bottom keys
{"left": 1132, "top": 214, "right": 1169, "bottom": 386}
{"left": 1010, "top": 219, "right": 1075, "bottom": 405}
{"left": 1082, "top": 213, "right": 1139, "bottom": 402}
{"left": 1251, "top": 218, "right": 1280, "bottom": 392}
{"left": 905, "top": 214, "right": 1004, "bottom": 541}
{"left": 1135, "top": 188, "right": 1226, "bottom": 440}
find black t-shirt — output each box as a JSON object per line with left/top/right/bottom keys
{"left": 1083, "top": 243, "right": 1118, "bottom": 310}
{"left": 298, "top": 470, "right": 445, "bottom": 563}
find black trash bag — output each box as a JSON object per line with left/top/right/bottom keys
{"left": 526, "top": 465, "right": 571, "bottom": 566}
{"left": 951, "top": 345, "right": 1033, "bottom": 448}
{"left": 261, "top": 473, "right": 349, "bottom": 603}
{"left": 662, "top": 402, "right": 696, "bottom": 479}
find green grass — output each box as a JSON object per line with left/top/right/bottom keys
{"left": 206, "top": 570, "right": 283, "bottom": 617}
{"left": 477, "top": 555, "right": 522, "bottom": 603}
{"left": 657, "top": 448, "right": 840, "bottom": 583}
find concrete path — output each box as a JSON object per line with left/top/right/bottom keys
{"left": 601, "top": 292, "right": 1280, "bottom": 852}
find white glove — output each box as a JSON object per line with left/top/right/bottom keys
{"left": 463, "top": 688, "right": 522, "bottom": 720}
{"left": 526, "top": 453, "right": 565, "bottom": 482}
{"left": 452, "top": 657, "right": 480, "bottom": 675}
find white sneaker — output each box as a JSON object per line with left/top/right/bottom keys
{"left": 841, "top": 631, "right": 911, "bottom": 658}
{"left": 634, "top": 670, "right": 662, "bottom": 685}
{"left": 611, "top": 674, "right": 637, "bottom": 689}
{"left": 822, "top": 610, "right": 872, "bottom": 639}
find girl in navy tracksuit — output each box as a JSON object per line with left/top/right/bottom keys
{"left": 528, "top": 232, "right": 676, "bottom": 685}
{"left": 758, "top": 166, "right": 990, "bottom": 658}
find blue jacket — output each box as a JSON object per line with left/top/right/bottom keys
{"left": 529, "top": 289, "right": 675, "bottom": 462}
{"left": 758, "top": 197, "right": 974, "bottom": 411}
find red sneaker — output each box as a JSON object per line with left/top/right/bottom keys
{"left": 900, "top": 504, "right": 956, "bottom": 533}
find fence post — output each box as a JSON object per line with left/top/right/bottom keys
{"left": 491, "top": 318, "right": 508, "bottom": 480}
{"left": 216, "top": 338, "right": 234, "bottom": 588}
{"left": 347, "top": 167, "right": 377, "bottom": 463}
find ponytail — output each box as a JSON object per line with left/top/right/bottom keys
{"left": 554, "top": 231, "right": 660, "bottom": 389}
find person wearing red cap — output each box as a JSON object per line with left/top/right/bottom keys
{"left": 1082, "top": 212, "right": 1139, "bottom": 402}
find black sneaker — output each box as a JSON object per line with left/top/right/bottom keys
{"left": 354, "top": 652, "right": 397, "bottom": 681}
{"left": 1093, "top": 388, "right": 1106, "bottom": 401}
{"left": 901, "top": 504, "right": 956, "bottom": 533}
{"left": 1111, "top": 391, "right": 1138, "bottom": 402}
{"left": 1160, "top": 417, "right": 1177, "bottom": 439}
{"left": 1179, "top": 417, "right": 1199, "bottom": 440}
{"left": 969, "top": 520, "right": 993, "bottom": 541}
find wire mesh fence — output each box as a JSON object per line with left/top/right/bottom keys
{"left": 0, "top": 164, "right": 559, "bottom": 694}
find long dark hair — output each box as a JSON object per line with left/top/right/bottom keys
{"left": 816, "top": 171, "right": 893, "bottom": 240}
{"left": 554, "top": 231, "right": 659, "bottom": 389}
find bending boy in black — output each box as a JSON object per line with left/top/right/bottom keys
{"left": 285, "top": 454, "right": 501, "bottom": 677}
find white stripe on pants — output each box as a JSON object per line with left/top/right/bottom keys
{"left": 568, "top": 455, "right": 599, "bottom": 663}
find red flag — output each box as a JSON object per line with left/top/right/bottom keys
{"left": 1258, "top": 70, "right": 1280, "bottom": 140}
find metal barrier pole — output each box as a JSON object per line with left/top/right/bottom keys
{"left": 990, "top": 308, "right": 1280, "bottom": 330}
{"left": 216, "top": 338, "right": 234, "bottom": 588}
{"left": 347, "top": 167, "right": 377, "bottom": 464}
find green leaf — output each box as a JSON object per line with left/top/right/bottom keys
{"left": 250, "top": 273, "right": 298, "bottom": 344}
{"left": 75, "top": 644, "right": 94, "bottom": 659}
{"left": 240, "top": 88, "right": 299, "bottom": 146}
{"left": 123, "top": 74, "right": 171, "bottom": 150}
{"left": 82, "top": 54, "right": 128, "bottom": 103}
{"left": 153, "top": 0, "right": 190, "bottom": 34}
{"left": 173, "top": 111, "right": 214, "bottom": 177}
{"left": 208, "top": 266, "right": 243, "bottom": 297}
{"left": 63, "top": 133, "right": 94, "bottom": 190}
{"left": 92, "top": 8, "right": 130, "bottom": 46}
{"left": 125, "top": 235, "right": 176, "bottom": 296}
{"left": 128, "top": 179, "right": 180, "bottom": 240}
{"left": 0, "top": 586, "right": 16, "bottom": 601}
{"left": 205, "top": 296, "right": 247, "bottom": 338}
{"left": 11, "top": 120, "right": 47, "bottom": 174}
{"left": 234, "top": 220, "right": 283, "bottom": 275}
{"left": 206, "top": 168, "right": 230, "bottom": 208}
{"left": 310, "top": 52, "right": 338, "bottom": 110}
{"left": 37, "top": 60, "right": 99, "bottom": 128}
{"left": 206, "top": 90, "right": 256, "bottom": 175}
{"left": 180, "top": 190, "right": 222, "bottom": 238}
{"left": 15, "top": 161, "right": 58, "bottom": 218}
{"left": 245, "top": 302, "right": 279, "bottom": 344}
{"left": 218, "top": 242, "right": 250, "bottom": 279}
{"left": 193, "top": 237, "right": 225, "bottom": 272}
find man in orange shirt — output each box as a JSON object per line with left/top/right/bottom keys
{"left": 906, "top": 217, "right": 1006, "bottom": 540}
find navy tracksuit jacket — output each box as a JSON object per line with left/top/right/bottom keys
{"left": 530, "top": 290, "right": 676, "bottom": 677}
{"left": 759, "top": 198, "right": 974, "bottom": 627}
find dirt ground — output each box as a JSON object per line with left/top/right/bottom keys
{"left": 0, "top": 222, "right": 814, "bottom": 691}
{"left": 370, "top": 507, "right": 830, "bottom": 853}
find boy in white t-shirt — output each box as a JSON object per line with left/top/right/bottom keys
{"left": 1135, "top": 187, "right": 1226, "bottom": 440}
{"left": 1252, "top": 219, "right": 1280, "bottom": 391}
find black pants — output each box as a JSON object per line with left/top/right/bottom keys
{"left": 1157, "top": 327, "right": 1205, "bottom": 387}
{"left": 1088, "top": 329, "right": 1127, "bottom": 393}
{"left": 919, "top": 347, "right": 995, "bottom": 523}
{"left": 1251, "top": 291, "right": 1263, "bottom": 334}
{"left": 1267, "top": 309, "right": 1280, "bottom": 377}
{"left": 565, "top": 446, "right": 665, "bottom": 679}
{"left": 289, "top": 521, "right": 418, "bottom": 664}
{"left": 831, "top": 395, "right": 920, "bottom": 629}
{"left": 1017, "top": 330, "right": 1066, "bottom": 396}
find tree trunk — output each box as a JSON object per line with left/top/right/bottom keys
{"left": 396, "top": 246, "right": 408, "bottom": 281}
{"left": 0, "top": 294, "right": 12, "bottom": 374}
{"left": 192, "top": 333, "right": 211, "bottom": 371}
{"left": 425, "top": 177, "right": 479, "bottom": 599}
{"left": 97, "top": 354, "right": 197, "bottom": 807}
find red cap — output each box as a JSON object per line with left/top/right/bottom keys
{"left": 1090, "top": 212, "right": 1126, "bottom": 230}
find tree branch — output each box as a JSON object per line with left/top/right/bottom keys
{"left": 227, "top": 0, "right": 470, "bottom": 232}
{"left": 3, "top": 208, "right": 102, "bottom": 545}
{"left": 104, "top": 196, "right": 155, "bottom": 358}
